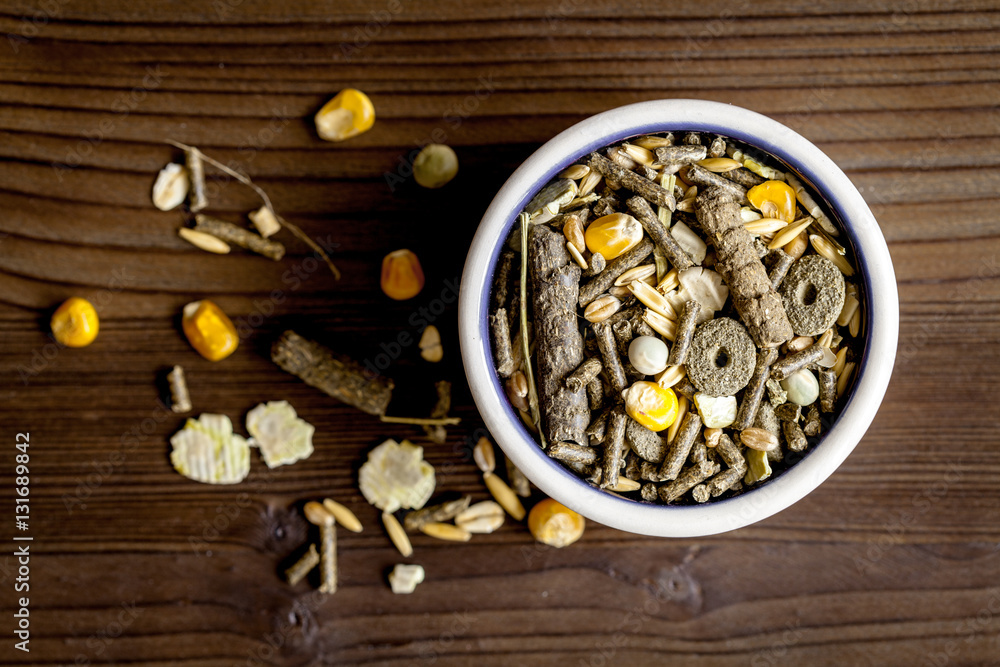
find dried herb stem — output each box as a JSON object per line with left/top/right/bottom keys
{"left": 767, "top": 249, "right": 795, "bottom": 290}
{"left": 277, "top": 214, "right": 342, "bottom": 280}
{"left": 166, "top": 139, "right": 341, "bottom": 279}
{"left": 519, "top": 212, "right": 545, "bottom": 448}
{"left": 186, "top": 147, "right": 208, "bottom": 212}
{"left": 193, "top": 214, "right": 286, "bottom": 260}
{"left": 404, "top": 495, "right": 472, "bottom": 532}
{"left": 657, "top": 173, "right": 676, "bottom": 228}
{"left": 379, "top": 415, "right": 462, "bottom": 426}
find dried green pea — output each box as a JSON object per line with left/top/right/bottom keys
{"left": 414, "top": 144, "right": 459, "bottom": 188}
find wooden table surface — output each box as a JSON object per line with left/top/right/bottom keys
{"left": 1, "top": 1, "right": 999, "bottom": 665}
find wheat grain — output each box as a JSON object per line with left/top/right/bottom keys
{"left": 696, "top": 157, "right": 742, "bottom": 173}
{"left": 629, "top": 280, "right": 676, "bottom": 320}
{"left": 584, "top": 295, "right": 622, "bottom": 323}
{"left": 484, "top": 472, "right": 526, "bottom": 520}
{"left": 614, "top": 264, "right": 657, "bottom": 287}
{"left": 767, "top": 217, "right": 813, "bottom": 250}
{"left": 558, "top": 164, "right": 590, "bottom": 180}
{"left": 643, "top": 309, "right": 677, "bottom": 341}
{"left": 382, "top": 511, "right": 413, "bottom": 557}
{"left": 810, "top": 234, "right": 855, "bottom": 276}
{"left": 419, "top": 522, "right": 472, "bottom": 542}
{"left": 178, "top": 228, "right": 230, "bottom": 254}
{"left": 322, "top": 498, "right": 363, "bottom": 533}
{"left": 744, "top": 218, "right": 788, "bottom": 235}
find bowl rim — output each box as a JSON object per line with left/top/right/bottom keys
{"left": 459, "top": 99, "right": 898, "bottom": 537}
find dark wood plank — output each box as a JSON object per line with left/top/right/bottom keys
{"left": 0, "top": 3, "right": 998, "bottom": 665}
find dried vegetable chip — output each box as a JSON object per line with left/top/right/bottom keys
{"left": 358, "top": 439, "right": 435, "bottom": 513}
{"left": 170, "top": 413, "right": 250, "bottom": 484}
{"left": 246, "top": 400, "right": 315, "bottom": 469}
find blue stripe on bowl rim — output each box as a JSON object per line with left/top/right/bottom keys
{"left": 478, "top": 121, "right": 873, "bottom": 510}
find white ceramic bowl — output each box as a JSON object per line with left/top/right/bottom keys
{"left": 459, "top": 100, "right": 898, "bottom": 537}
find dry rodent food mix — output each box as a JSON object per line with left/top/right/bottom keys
{"left": 489, "top": 131, "right": 863, "bottom": 504}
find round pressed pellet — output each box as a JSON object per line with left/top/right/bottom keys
{"left": 780, "top": 255, "right": 845, "bottom": 336}
{"left": 628, "top": 336, "right": 669, "bottom": 375}
{"left": 781, "top": 368, "right": 820, "bottom": 406}
{"left": 686, "top": 317, "right": 756, "bottom": 397}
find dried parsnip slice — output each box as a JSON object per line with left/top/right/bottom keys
{"left": 170, "top": 413, "right": 250, "bottom": 484}
{"left": 359, "top": 439, "right": 436, "bottom": 513}
{"left": 246, "top": 400, "right": 315, "bottom": 468}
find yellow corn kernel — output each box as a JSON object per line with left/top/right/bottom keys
{"left": 527, "top": 498, "right": 585, "bottom": 548}
{"left": 584, "top": 213, "right": 643, "bottom": 260}
{"left": 381, "top": 249, "right": 425, "bottom": 300}
{"left": 748, "top": 180, "right": 797, "bottom": 223}
{"left": 182, "top": 300, "right": 239, "bottom": 361}
{"left": 51, "top": 297, "right": 99, "bottom": 347}
{"left": 622, "top": 381, "right": 678, "bottom": 432}
{"left": 314, "top": 88, "right": 375, "bottom": 142}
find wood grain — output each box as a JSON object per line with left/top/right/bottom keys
{"left": 0, "top": 2, "right": 998, "bottom": 665}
